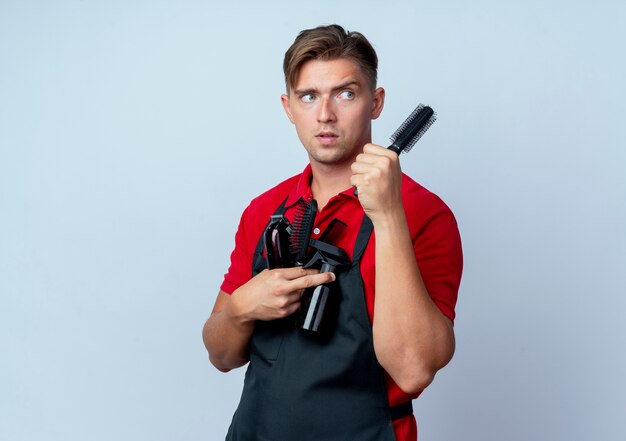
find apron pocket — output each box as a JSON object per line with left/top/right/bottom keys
{"left": 249, "top": 317, "right": 292, "bottom": 362}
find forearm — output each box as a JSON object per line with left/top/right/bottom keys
{"left": 371, "top": 207, "right": 455, "bottom": 394}
{"left": 202, "top": 292, "right": 253, "bottom": 372}
{"left": 203, "top": 269, "right": 334, "bottom": 372}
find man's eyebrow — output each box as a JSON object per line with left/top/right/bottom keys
{"left": 332, "top": 80, "right": 360, "bottom": 92}
{"left": 293, "top": 80, "right": 361, "bottom": 96}
{"left": 293, "top": 87, "right": 317, "bottom": 96}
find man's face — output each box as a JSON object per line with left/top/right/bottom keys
{"left": 281, "top": 58, "right": 385, "bottom": 167}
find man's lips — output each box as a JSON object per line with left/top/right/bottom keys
{"left": 316, "top": 131, "right": 339, "bottom": 144}
{"left": 316, "top": 131, "right": 338, "bottom": 138}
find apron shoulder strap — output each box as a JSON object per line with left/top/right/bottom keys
{"left": 352, "top": 214, "right": 373, "bottom": 262}
{"left": 351, "top": 212, "right": 414, "bottom": 424}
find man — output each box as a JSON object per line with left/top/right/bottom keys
{"left": 203, "top": 24, "right": 463, "bottom": 441}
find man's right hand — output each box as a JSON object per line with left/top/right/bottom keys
{"left": 229, "top": 267, "right": 335, "bottom": 322}
{"left": 203, "top": 267, "right": 334, "bottom": 371}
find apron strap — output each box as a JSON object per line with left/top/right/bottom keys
{"left": 390, "top": 401, "right": 413, "bottom": 421}
{"left": 352, "top": 214, "right": 412, "bottom": 423}
{"left": 352, "top": 214, "right": 373, "bottom": 262}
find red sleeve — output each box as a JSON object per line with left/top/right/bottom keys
{"left": 412, "top": 207, "right": 463, "bottom": 323}
{"left": 220, "top": 205, "right": 255, "bottom": 295}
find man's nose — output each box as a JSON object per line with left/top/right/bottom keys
{"left": 317, "top": 97, "right": 336, "bottom": 123}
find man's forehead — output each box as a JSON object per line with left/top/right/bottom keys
{"left": 292, "top": 58, "right": 367, "bottom": 92}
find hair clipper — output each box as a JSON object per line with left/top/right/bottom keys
{"left": 263, "top": 215, "right": 293, "bottom": 269}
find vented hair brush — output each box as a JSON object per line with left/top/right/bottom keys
{"left": 354, "top": 104, "right": 436, "bottom": 195}
{"left": 388, "top": 104, "right": 436, "bottom": 154}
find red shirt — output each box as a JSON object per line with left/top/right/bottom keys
{"left": 221, "top": 164, "right": 463, "bottom": 441}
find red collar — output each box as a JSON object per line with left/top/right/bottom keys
{"left": 285, "top": 164, "right": 360, "bottom": 208}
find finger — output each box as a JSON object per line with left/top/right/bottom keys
{"left": 282, "top": 288, "right": 305, "bottom": 302}
{"left": 287, "top": 271, "right": 336, "bottom": 290}
{"left": 278, "top": 301, "right": 302, "bottom": 318}
{"left": 351, "top": 161, "right": 375, "bottom": 174}
{"left": 278, "top": 266, "right": 321, "bottom": 280}
{"left": 277, "top": 290, "right": 302, "bottom": 308}
{"left": 363, "top": 143, "right": 391, "bottom": 156}
{"left": 350, "top": 174, "right": 364, "bottom": 190}
{"left": 354, "top": 152, "right": 379, "bottom": 165}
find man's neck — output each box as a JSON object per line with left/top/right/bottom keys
{"left": 309, "top": 161, "right": 354, "bottom": 210}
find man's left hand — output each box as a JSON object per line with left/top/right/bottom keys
{"left": 350, "top": 143, "right": 403, "bottom": 219}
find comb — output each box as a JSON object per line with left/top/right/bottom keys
{"left": 290, "top": 199, "right": 318, "bottom": 266}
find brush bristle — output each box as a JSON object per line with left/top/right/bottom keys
{"left": 290, "top": 199, "right": 318, "bottom": 265}
{"left": 389, "top": 104, "right": 437, "bottom": 154}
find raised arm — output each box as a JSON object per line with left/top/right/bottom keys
{"left": 351, "top": 143, "right": 461, "bottom": 394}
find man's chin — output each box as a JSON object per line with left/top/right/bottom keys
{"left": 309, "top": 152, "right": 352, "bottom": 166}
{"left": 306, "top": 145, "right": 355, "bottom": 165}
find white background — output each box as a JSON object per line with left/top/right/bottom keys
{"left": 1, "top": 1, "right": 625, "bottom": 440}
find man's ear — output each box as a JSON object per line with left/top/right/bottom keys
{"left": 281, "top": 94, "right": 295, "bottom": 124}
{"left": 371, "top": 87, "right": 385, "bottom": 120}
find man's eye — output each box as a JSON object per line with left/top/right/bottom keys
{"left": 301, "top": 94, "right": 315, "bottom": 103}
{"left": 339, "top": 90, "right": 355, "bottom": 100}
